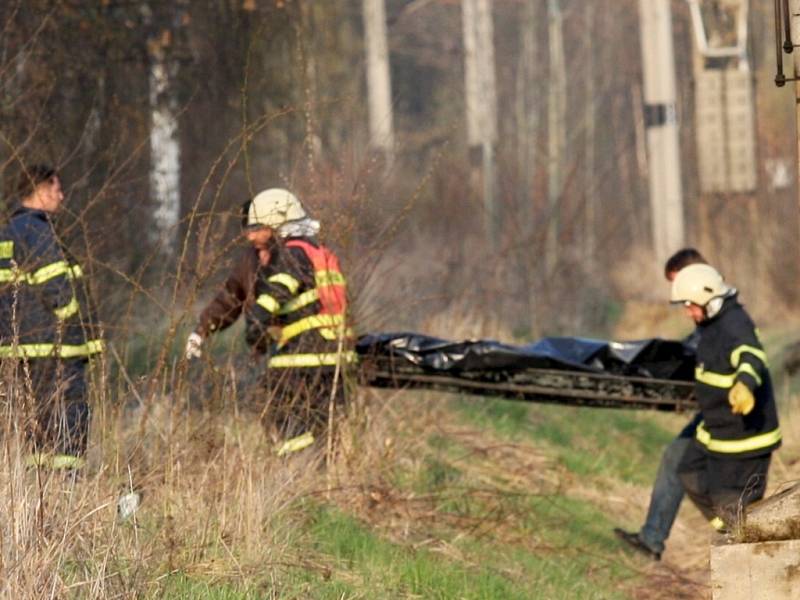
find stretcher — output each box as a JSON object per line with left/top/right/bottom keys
{"left": 355, "top": 333, "right": 697, "bottom": 412}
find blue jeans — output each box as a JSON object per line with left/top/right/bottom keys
{"left": 638, "top": 413, "right": 702, "bottom": 554}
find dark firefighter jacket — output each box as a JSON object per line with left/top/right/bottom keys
{"left": 0, "top": 208, "right": 102, "bottom": 358}
{"left": 693, "top": 294, "right": 780, "bottom": 458}
{"left": 197, "top": 246, "right": 261, "bottom": 339}
{"left": 249, "top": 236, "right": 355, "bottom": 368}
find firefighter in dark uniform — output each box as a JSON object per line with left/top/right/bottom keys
{"left": 0, "top": 165, "right": 104, "bottom": 469}
{"left": 246, "top": 188, "right": 355, "bottom": 455}
{"left": 670, "top": 264, "right": 781, "bottom": 531}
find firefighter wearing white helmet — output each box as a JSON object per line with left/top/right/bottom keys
{"left": 670, "top": 262, "right": 780, "bottom": 534}
{"left": 670, "top": 263, "right": 732, "bottom": 320}
{"left": 247, "top": 188, "right": 307, "bottom": 229}
{"left": 246, "top": 189, "right": 354, "bottom": 456}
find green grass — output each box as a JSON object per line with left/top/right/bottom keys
{"left": 292, "top": 507, "right": 631, "bottom": 600}
{"left": 453, "top": 396, "right": 676, "bottom": 485}
{"left": 157, "top": 575, "right": 266, "bottom": 599}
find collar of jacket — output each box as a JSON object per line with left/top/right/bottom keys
{"left": 11, "top": 206, "right": 51, "bottom": 222}
{"left": 698, "top": 292, "right": 739, "bottom": 327}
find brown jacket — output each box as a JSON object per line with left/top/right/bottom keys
{"left": 197, "top": 247, "right": 260, "bottom": 338}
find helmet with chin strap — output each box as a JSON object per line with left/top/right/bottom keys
{"left": 670, "top": 263, "right": 731, "bottom": 318}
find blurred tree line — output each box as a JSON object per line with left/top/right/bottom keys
{"left": 0, "top": 0, "right": 797, "bottom": 348}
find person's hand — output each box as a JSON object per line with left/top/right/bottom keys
{"left": 185, "top": 332, "right": 203, "bottom": 360}
{"left": 729, "top": 381, "right": 755, "bottom": 415}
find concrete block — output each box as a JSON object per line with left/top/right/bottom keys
{"left": 744, "top": 483, "right": 800, "bottom": 542}
{"left": 711, "top": 538, "right": 800, "bottom": 600}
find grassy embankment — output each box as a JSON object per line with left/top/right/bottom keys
{"left": 3, "top": 325, "right": 798, "bottom": 599}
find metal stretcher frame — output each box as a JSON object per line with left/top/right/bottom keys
{"left": 359, "top": 356, "right": 697, "bottom": 412}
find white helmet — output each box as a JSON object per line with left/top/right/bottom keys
{"left": 247, "top": 188, "right": 306, "bottom": 228}
{"left": 670, "top": 263, "right": 731, "bottom": 308}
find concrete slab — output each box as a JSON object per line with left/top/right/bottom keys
{"left": 710, "top": 539, "right": 800, "bottom": 599}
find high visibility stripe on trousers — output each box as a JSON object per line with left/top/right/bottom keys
{"left": 0, "top": 339, "right": 104, "bottom": 359}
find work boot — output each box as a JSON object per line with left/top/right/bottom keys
{"left": 614, "top": 528, "right": 661, "bottom": 561}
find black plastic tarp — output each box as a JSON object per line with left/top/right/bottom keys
{"left": 356, "top": 333, "right": 695, "bottom": 381}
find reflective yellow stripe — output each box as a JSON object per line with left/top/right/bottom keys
{"left": 279, "top": 314, "right": 345, "bottom": 346}
{"left": 256, "top": 293, "right": 280, "bottom": 314}
{"left": 709, "top": 517, "right": 726, "bottom": 531}
{"left": 696, "top": 367, "right": 735, "bottom": 388}
{"left": 315, "top": 270, "right": 345, "bottom": 286}
{"left": 276, "top": 431, "right": 315, "bottom": 456}
{"left": 27, "top": 260, "right": 71, "bottom": 284}
{"left": 0, "top": 268, "right": 21, "bottom": 283}
{"left": 25, "top": 452, "right": 85, "bottom": 470}
{"left": 53, "top": 297, "right": 80, "bottom": 320}
{"left": 268, "top": 351, "right": 358, "bottom": 368}
{"left": 279, "top": 288, "right": 319, "bottom": 314}
{"left": 696, "top": 422, "right": 781, "bottom": 454}
{"left": 737, "top": 363, "right": 762, "bottom": 386}
{"left": 268, "top": 273, "right": 300, "bottom": 294}
{"left": 0, "top": 241, "right": 13, "bottom": 259}
{"left": 0, "top": 339, "right": 104, "bottom": 358}
{"left": 0, "top": 263, "right": 81, "bottom": 285}
{"left": 731, "top": 344, "right": 768, "bottom": 368}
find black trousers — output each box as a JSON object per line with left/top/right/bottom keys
{"left": 24, "top": 358, "right": 90, "bottom": 457}
{"left": 677, "top": 440, "right": 770, "bottom": 526}
{"left": 260, "top": 367, "right": 346, "bottom": 438}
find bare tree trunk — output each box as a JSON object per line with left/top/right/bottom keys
{"left": 362, "top": 0, "right": 394, "bottom": 161}
{"left": 546, "top": 0, "right": 566, "bottom": 275}
{"left": 148, "top": 36, "right": 181, "bottom": 255}
{"left": 462, "top": 0, "right": 498, "bottom": 246}
{"left": 515, "top": 0, "right": 541, "bottom": 334}
{"left": 583, "top": 5, "right": 596, "bottom": 270}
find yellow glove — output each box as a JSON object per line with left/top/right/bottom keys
{"left": 729, "top": 381, "right": 755, "bottom": 416}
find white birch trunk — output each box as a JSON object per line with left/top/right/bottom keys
{"left": 149, "top": 49, "right": 181, "bottom": 253}
{"left": 362, "top": 0, "right": 394, "bottom": 159}
{"left": 546, "top": 0, "right": 566, "bottom": 274}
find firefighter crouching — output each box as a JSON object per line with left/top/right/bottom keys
{"left": 671, "top": 264, "right": 781, "bottom": 531}
{"left": 0, "top": 165, "right": 104, "bottom": 470}
{"left": 246, "top": 188, "right": 356, "bottom": 455}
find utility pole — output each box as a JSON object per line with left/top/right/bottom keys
{"left": 638, "top": 0, "right": 685, "bottom": 267}
{"left": 362, "top": 0, "right": 394, "bottom": 161}
{"left": 792, "top": 0, "right": 800, "bottom": 191}
{"left": 462, "top": 0, "right": 498, "bottom": 248}
{"left": 546, "top": 0, "right": 566, "bottom": 276}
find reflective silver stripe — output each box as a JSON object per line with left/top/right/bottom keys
{"left": 0, "top": 241, "right": 13, "bottom": 259}
{"left": 268, "top": 351, "right": 358, "bottom": 368}
{"left": 696, "top": 422, "right": 781, "bottom": 453}
{"left": 256, "top": 293, "right": 280, "bottom": 314}
{"left": 267, "top": 273, "right": 300, "bottom": 294}
{"left": 0, "top": 339, "right": 104, "bottom": 358}
{"left": 54, "top": 297, "right": 79, "bottom": 320}
{"left": 730, "top": 344, "right": 768, "bottom": 368}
